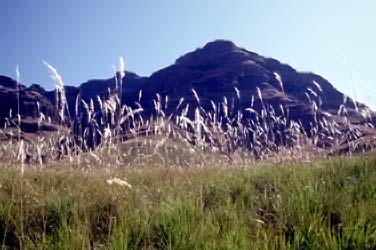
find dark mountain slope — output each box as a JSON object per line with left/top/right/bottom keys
{"left": 0, "top": 40, "right": 373, "bottom": 133}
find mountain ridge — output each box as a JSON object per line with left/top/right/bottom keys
{"left": 0, "top": 39, "right": 374, "bottom": 134}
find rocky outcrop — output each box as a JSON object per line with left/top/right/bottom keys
{"left": 0, "top": 76, "right": 54, "bottom": 125}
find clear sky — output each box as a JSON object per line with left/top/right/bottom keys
{"left": 0, "top": 0, "right": 375, "bottom": 109}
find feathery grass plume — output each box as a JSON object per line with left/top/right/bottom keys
{"left": 181, "top": 104, "right": 189, "bottom": 117}
{"left": 279, "top": 104, "right": 285, "bottom": 116}
{"left": 348, "top": 79, "right": 359, "bottom": 113}
{"left": 119, "top": 57, "right": 125, "bottom": 76}
{"left": 89, "top": 98, "right": 94, "bottom": 113}
{"left": 38, "top": 112, "right": 46, "bottom": 128}
{"left": 81, "top": 100, "right": 91, "bottom": 124}
{"left": 194, "top": 107, "right": 203, "bottom": 142}
{"left": 313, "top": 80, "right": 323, "bottom": 92}
{"left": 245, "top": 108, "right": 258, "bottom": 114}
{"left": 154, "top": 94, "right": 162, "bottom": 116}
{"left": 191, "top": 88, "right": 200, "bottom": 105}
{"left": 138, "top": 90, "right": 142, "bottom": 103}
{"left": 103, "top": 124, "right": 112, "bottom": 143}
{"left": 15, "top": 65, "right": 22, "bottom": 143}
{"left": 36, "top": 142, "right": 43, "bottom": 166}
{"left": 311, "top": 100, "right": 318, "bottom": 112}
{"left": 96, "top": 95, "right": 103, "bottom": 111}
{"left": 14, "top": 66, "right": 25, "bottom": 172}
{"left": 305, "top": 92, "right": 312, "bottom": 104}
{"left": 274, "top": 72, "right": 284, "bottom": 93}
{"left": 234, "top": 86, "right": 240, "bottom": 100}
{"left": 43, "top": 61, "right": 70, "bottom": 123}
{"left": 164, "top": 95, "right": 169, "bottom": 111}
{"left": 36, "top": 100, "right": 40, "bottom": 124}
{"left": 322, "top": 112, "right": 332, "bottom": 117}
{"left": 15, "top": 65, "right": 21, "bottom": 118}
{"left": 176, "top": 97, "right": 184, "bottom": 112}
{"left": 210, "top": 100, "right": 217, "bottom": 113}
{"left": 256, "top": 87, "right": 263, "bottom": 107}
{"left": 307, "top": 88, "right": 318, "bottom": 98}
{"left": 117, "top": 57, "right": 125, "bottom": 105}
{"left": 343, "top": 94, "right": 348, "bottom": 105}
{"left": 18, "top": 139, "right": 25, "bottom": 174}
{"left": 229, "top": 96, "right": 235, "bottom": 115}
{"left": 222, "top": 96, "right": 228, "bottom": 118}
{"left": 114, "top": 57, "right": 125, "bottom": 144}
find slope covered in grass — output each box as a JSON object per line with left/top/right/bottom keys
{"left": 1, "top": 154, "right": 376, "bottom": 249}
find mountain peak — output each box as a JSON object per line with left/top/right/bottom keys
{"left": 202, "top": 39, "right": 237, "bottom": 52}
{"left": 175, "top": 39, "right": 259, "bottom": 68}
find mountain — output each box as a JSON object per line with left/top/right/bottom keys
{"left": 0, "top": 40, "right": 375, "bottom": 136}
{"left": 140, "top": 40, "right": 370, "bottom": 128}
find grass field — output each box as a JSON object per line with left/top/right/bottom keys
{"left": 0, "top": 55, "right": 373, "bottom": 250}
{"left": 0, "top": 154, "right": 375, "bottom": 249}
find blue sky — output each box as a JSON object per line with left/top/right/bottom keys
{"left": 0, "top": 0, "right": 375, "bottom": 109}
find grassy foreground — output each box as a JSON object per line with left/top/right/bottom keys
{"left": 1, "top": 155, "right": 376, "bottom": 249}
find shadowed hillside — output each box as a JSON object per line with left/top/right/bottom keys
{"left": 1, "top": 40, "right": 374, "bottom": 130}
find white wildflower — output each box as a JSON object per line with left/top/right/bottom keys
{"left": 106, "top": 177, "right": 132, "bottom": 189}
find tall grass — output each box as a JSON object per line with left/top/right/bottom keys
{"left": 0, "top": 60, "right": 375, "bottom": 249}
{"left": 0, "top": 62, "right": 375, "bottom": 170}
